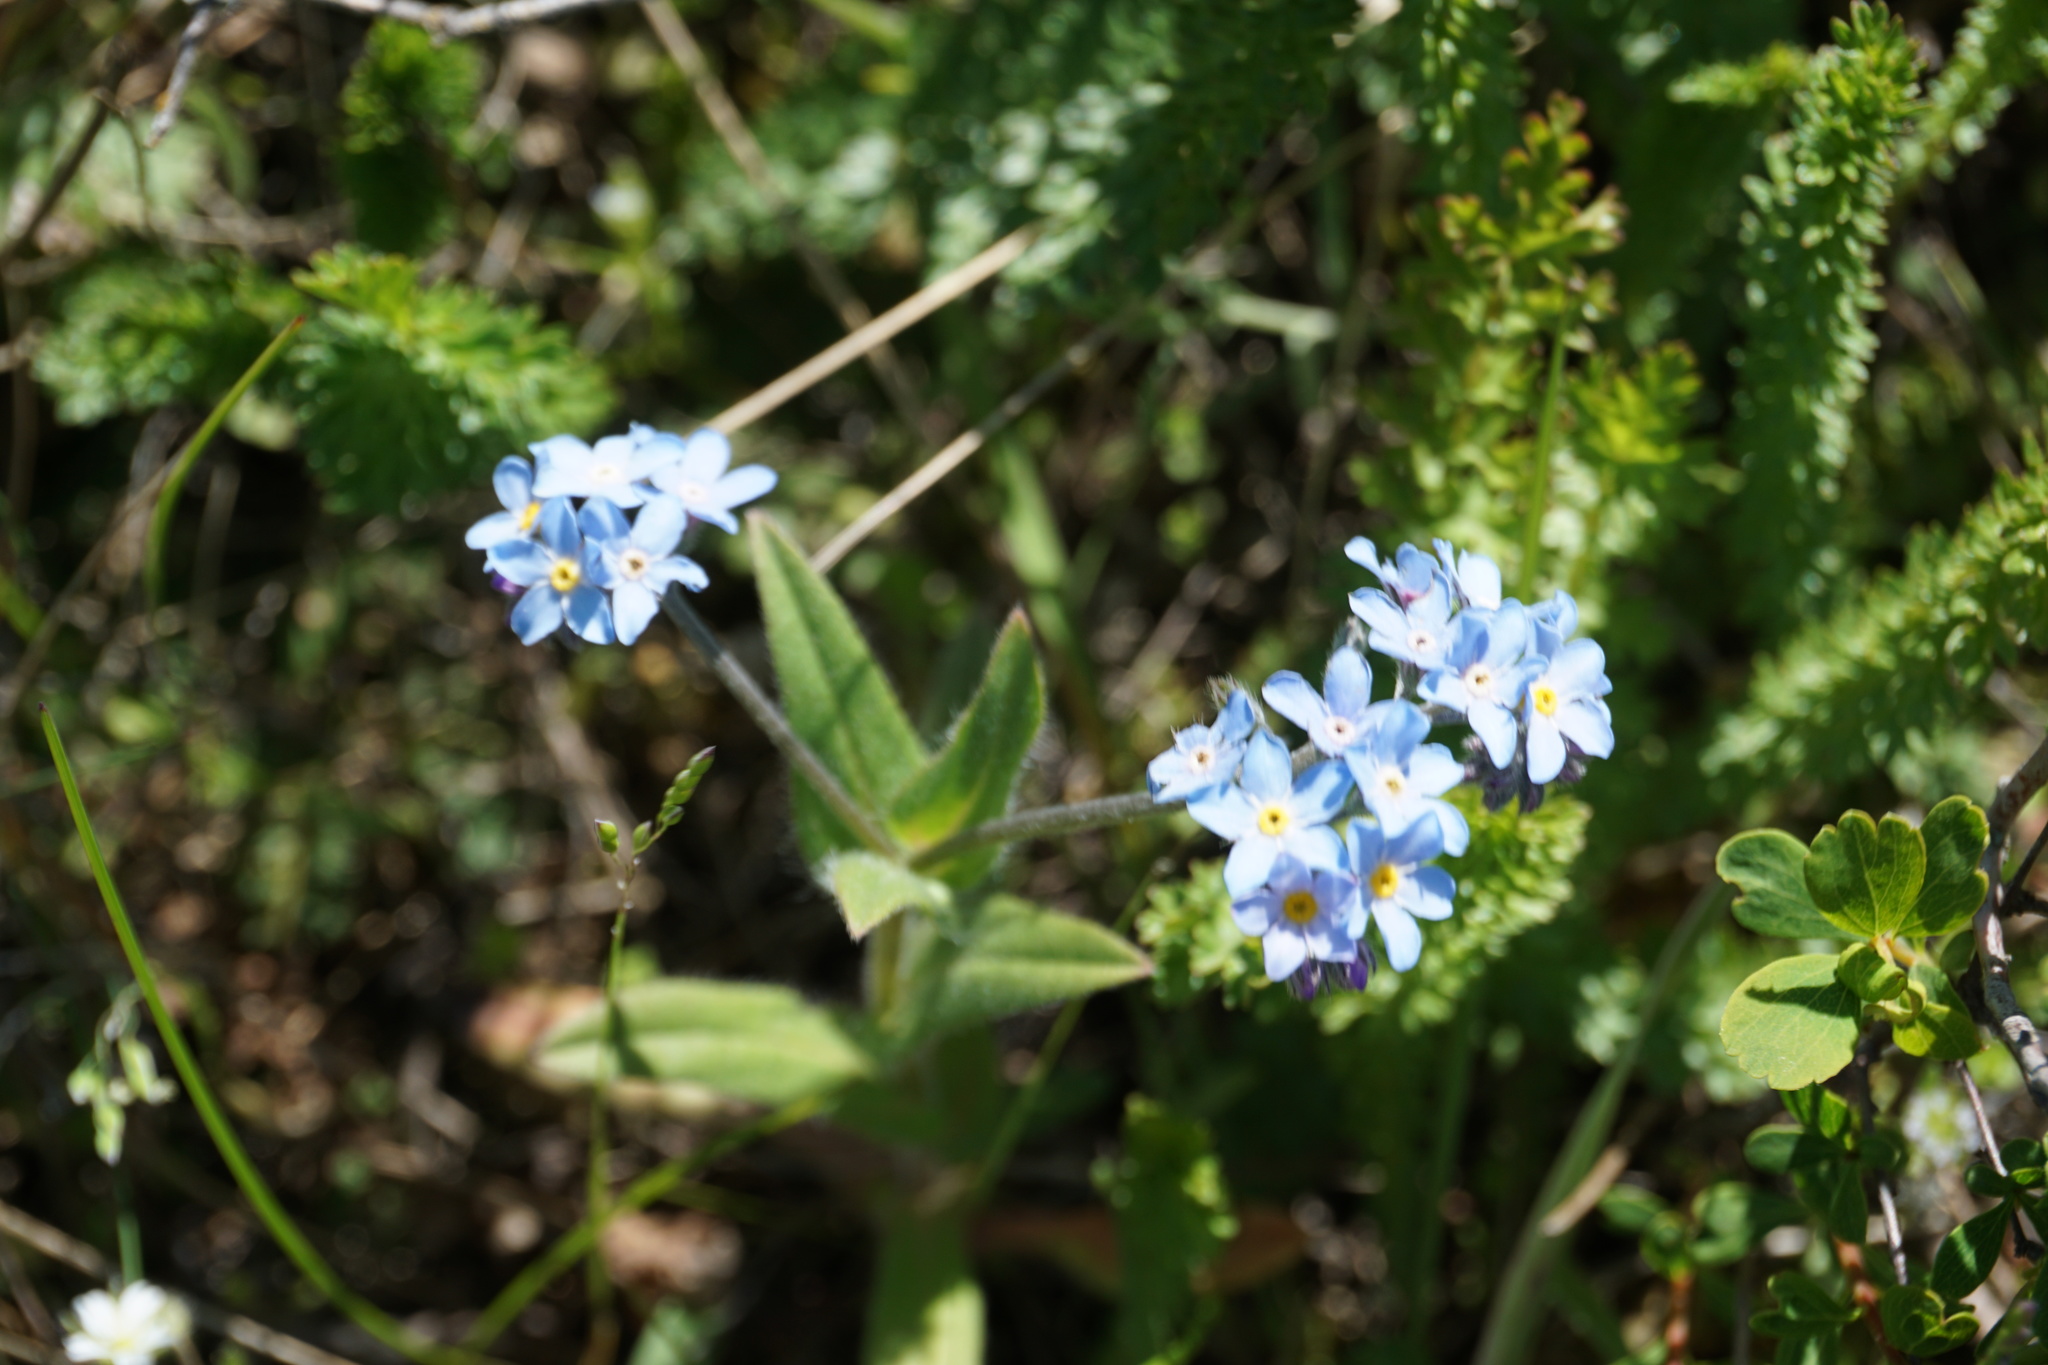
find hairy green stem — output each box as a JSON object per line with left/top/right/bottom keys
{"left": 41, "top": 709, "right": 491, "bottom": 1365}
{"left": 909, "top": 791, "right": 1173, "bottom": 871}
{"left": 1471, "top": 882, "right": 1731, "bottom": 1365}
{"left": 464, "top": 1096, "right": 822, "bottom": 1352}
{"left": 1516, "top": 319, "right": 1571, "bottom": 602}
{"left": 660, "top": 592, "right": 901, "bottom": 858}
{"left": 966, "top": 854, "right": 1178, "bottom": 1207}
{"left": 143, "top": 316, "right": 304, "bottom": 608}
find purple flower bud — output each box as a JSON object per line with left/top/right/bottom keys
{"left": 488, "top": 570, "right": 521, "bottom": 596}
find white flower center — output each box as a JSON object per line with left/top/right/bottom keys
{"left": 591, "top": 462, "right": 624, "bottom": 485}
{"left": 1464, "top": 663, "right": 1496, "bottom": 700}
{"left": 1324, "top": 717, "right": 1355, "bottom": 747}
{"left": 673, "top": 480, "right": 710, "bottom": 504}
{"left": 1380, "top": 772, "right": 1405, "bottom": 798}
{"left": 1188, "top": 745, "right": 1214, "bottom": 773}
{"left": 1409, "top": 629, "right": 1435, "bottom": 655}
{"left": 619, "top": 548, "right": 652, "bottom": 579}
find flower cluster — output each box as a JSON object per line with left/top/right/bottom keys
{"left": 1147, "top": 539, "right": 1613, "bottom": 994}
{"left": 466, "top": 424, "right": 776, "bottom": 646}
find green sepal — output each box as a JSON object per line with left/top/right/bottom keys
{"left": 1718, "top": 829, "right": 1855, "bottom": 940}
{"left": 1833, "top": 942, "right": 1906, "bottom": 1002}
{"left": 1898, "top": 796, "right": 1989, "bottom": 936}
{"left": 1877, "top": 1284, "right": 1977, "bottom": 1354}
{"left": 887, "top": 610, "right": 1045, "bottom": 888}
{"left": 1804, "top": 810, "right": 1925, "bottom": 938}
{"left": 826, "top": 851, "right": 955, "bottom": 940}
{"left": 1890, "top": 961, "right": 1981, "bottom": 1060}
{"left": 1930, "top": 1202, "right": 2009, "bottom": 1301}
{"left": 536, "top": 976, "right": 874, "bottom": 1106}
{"left": 1720, "top": 954, "right": 1862, "bottom": 1089}
{"left": 751, "top": 514, "right": 927, "bottom": 862}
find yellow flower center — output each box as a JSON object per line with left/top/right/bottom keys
{"left": 620, "top": 548, "right": 651, "bottom": 578}
{"left": 1282, "top": 891, "right": 1319, "bottom": 924}
{"left": 515, "top": 501, "right": 541, "bottom": 531}
{"left": 1532, "top": 683, "right": 1559, "bottom": 716}
{"left": 1256, "top": 804, "right": 1291, "bottom": 837}
{"left": 548, "top": 558, "right": 581, "bottom": 592}
{"left": 1370, "top": 863, "right": 1400, "bottom": 899}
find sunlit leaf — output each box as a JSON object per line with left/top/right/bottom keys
{"left": 1720, "top": 954, "right": 1861, "bottom": 1089}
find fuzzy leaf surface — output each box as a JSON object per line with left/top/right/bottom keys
{"left": 827, "top": 852, "right": 954, "bottom": 940}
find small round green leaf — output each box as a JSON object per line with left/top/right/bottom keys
{"left": 1900, "top": 795, "right": 1989, "bottom": 936}
{"left": 1804, "top": 810, "right": 1925, "bottom": 938}
{"left": 1718, "top": 829, "right": 1855, "bottom": 940}
{"left": 1721, "top": 954, "right": 1863, "bottom": 1089}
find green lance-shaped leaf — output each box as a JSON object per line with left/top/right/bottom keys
{"left": 902, "top": 896, "right": 1152, "bottom": 1039}
{"left": 538, "top": 977, "right": 874, "bottom": 1107}
{"left": 1720, "top": 953, "right": 1862, "bottom": 1089}
{"left": 863, "top": 1211, "right": 983, "bottom": 1365}
{"left": 888, "top": 610, "right": 1045, "bottom": 888}
{"left": 1804, "top": 810, "right": 1925, "bottom": 938}
{"left": 1719, "top": 829, "right": 1857, "bottom": 941}
{"left": 1932, "top": 1202, "right": 2011, "bottom": 1301}
{"left": 1899, "top": 795, "right": 1989, "bottom": 936}
{"left": 751, "top": 515, "right": 928, "bottom": 863}
{"left": 1743, "top": 1126, "right": 1839, "bottom": 1176}
{"left": 635, "top": 746, "right": 716, "bottom": 855}
{"left": 1878, "top": 1284, "right": 1978, "bottom": 1354}
{"left": 826, "top": 851, "right": 954, "bottom": 940}
{"left": 1834, "top": 942, "right": 1906, "bottom": 1002}
{"left": 1892, "top": 961, "right": 1983, "bottom": 1061}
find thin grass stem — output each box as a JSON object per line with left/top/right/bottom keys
{"left": 40, "top": 709, "right": 493, "bottom": 1365}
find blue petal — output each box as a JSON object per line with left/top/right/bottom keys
{"left": 1343, "top": 536, "right": 1381, "bottom": 573}
{"left": 1417, "top": 670, "right": 1470, "bottom": 713}
{"left": 510, "top": 587, "right": 563, "bottom": 644}
{"left": 492, "top": 456, "right": 533, "bottom": 510}
{"left": 630, "top": 496, "right": 688, "bottom": 555}
{"left": 1239, "top": 731, "right": 1293, "bottom": 802}
{"left": 1188, "top": 787, "right": 1256, "bottom": 842}
{"left": 1216, "top": 689, "right": 1256, "bottom": 743}
{"left": 465, "top": 510, "right": 525, "bottom": 550}
{"left": 1231, "top": 890, "right": 1279, "bottom": 936}
{"left": 1549, "top": 638, "right": 1610, "bottom": 698}
{"left": 1525, "top": 713, "right": 1566, "bottom": 784}
{"left": 539, "top": 497, "right": 582, "bottom": 555}
{"left": 1224, "top": 837, "right": 1280, "bottom": 899}
{"left": 713, "top": 464, "right": 777, "bottom": 510}
{"left": 1290, "top": 761, "right": 1352, "bottom": 825}
{"left": 1262, "top": 672, "right": 1327, "bottom": 737}
{"left": 1345, "top": 819, "right": 1386, "bottom": 872}
{"left": 1456, "top": 551, "right": 1503, "bottom": 609}
{"left": 1371, "top": 901, "right": 1422, "bottom": 972}
{"left": 1364, "top": 699, "right": 1429, "bottom": 756}
{"left": 678, "top": 429, "right": 733, "bottom": 483}
{"left": 1405, "top": 866, "right": 1458, "bottom": 921}
{"left": 579, "top": 496, "right": 631, "bottom": 544}
{"left": 1281, "top": 823, "right": 1345, "bottom": 874}
{"left": 611, "top": 581, "right": 660, "bottom": 645}
{"left": 1481, "top": 604, "right": 1530, "bottom": 666}
{"left": 565, "top": 584, "right": 615, "bottom": 644}
{"left": 1407, "top": 744, "right": 1464, "bottom": 797}
{"left": 686, "top": 504, "right": 741, "bottom": 535}
{"left": 1557, "top": 700, "right": 1615, "bottom": 759}
{"left": 644, "top": 556, "right": 710, "bottom": 593}
{"left": 1470, "top": 702, "right": 1519, "bottom": 768}
{"left": 1323, "top": 647, "right": 1373, "bottom": 721}
{"left": 1426, "top": 798, "right": 1470, "bottom": 858}
{"left": 1385, "top": 814, "right": 1444, "bottom": 867}
{"left": 491, "top": 541, "right": 552, "bottom": 585}
{"left": 1260, "top": 924, "right": 1307, "bottom": 981}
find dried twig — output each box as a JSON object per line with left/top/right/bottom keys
{"left": 706, "top": 225, "right": 1038, "bottom": 435}
{"left": 638, "top": 0, "right": 927, "bottom": 430}
{"left": 0, "top": 1237, "right": 56, "bottom": 1344}
{"left": 0, "top": 1329, "right": 65, "bottom": 1365}
{"left": 808, "top": 319, "right": 1117, "bottom": 570}
{"left": 0, "top": 101, "right": 112, "bottom": 273}
{"left": 1972, "top": 734, "right": 2048, "bottom": 1112}
{"left": 148, "top": 0, "right": 227, "bottom": 146}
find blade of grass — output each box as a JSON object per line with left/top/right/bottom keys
{"left": 40, "top": 707, "right": 494, "bottom": 1365}
{"left": 142, "top": 315, "right": 304, "bottom": 608}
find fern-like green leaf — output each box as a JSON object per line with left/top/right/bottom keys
{"left": 1902, "top": 0, "right": 2048, "bottom": 183}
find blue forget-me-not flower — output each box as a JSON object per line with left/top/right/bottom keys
{"left": 1188, "top": 730, "right": 1350, "bottom": 898}
{"left": 579, "top": 496, "right": 710, "bottom": 646}
{"left": 1262, "top": 647, "right": 1380, "bottom": 756}
{"left": 1419, "top": 603, "right": 1542, "bottom": 768}
{"left": 531, "top": 434, "right": 667, "bottom": 508}
{"left": 1432, "top": 538, "right": 1503, "bottom": 610}
{"left": 1229, "top": 855, "right": 1362, "bottom": 987}
{"left": 1344, "top": 537, "right": 1439, "bottom": 606}
{"left": 489, "top": 497, "right": 615, "bottom": 645}
{"left": 1339, "top": 700, "right": 1470, "bottom": 857}
{"left": 1524, "top": 637, "right": 1615, "bottom": 784}
{"left": 644, "top": 428, "right": 779, "bottom": 534}
{"left": 1349, "top": 572, "right": 1455, "bottom": 671}
{"left": 1147, "top": 688, "right": 1256, "bottom": 801}
{"left": 1345, "top": 817, "right": 1455, "bottom": 973}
